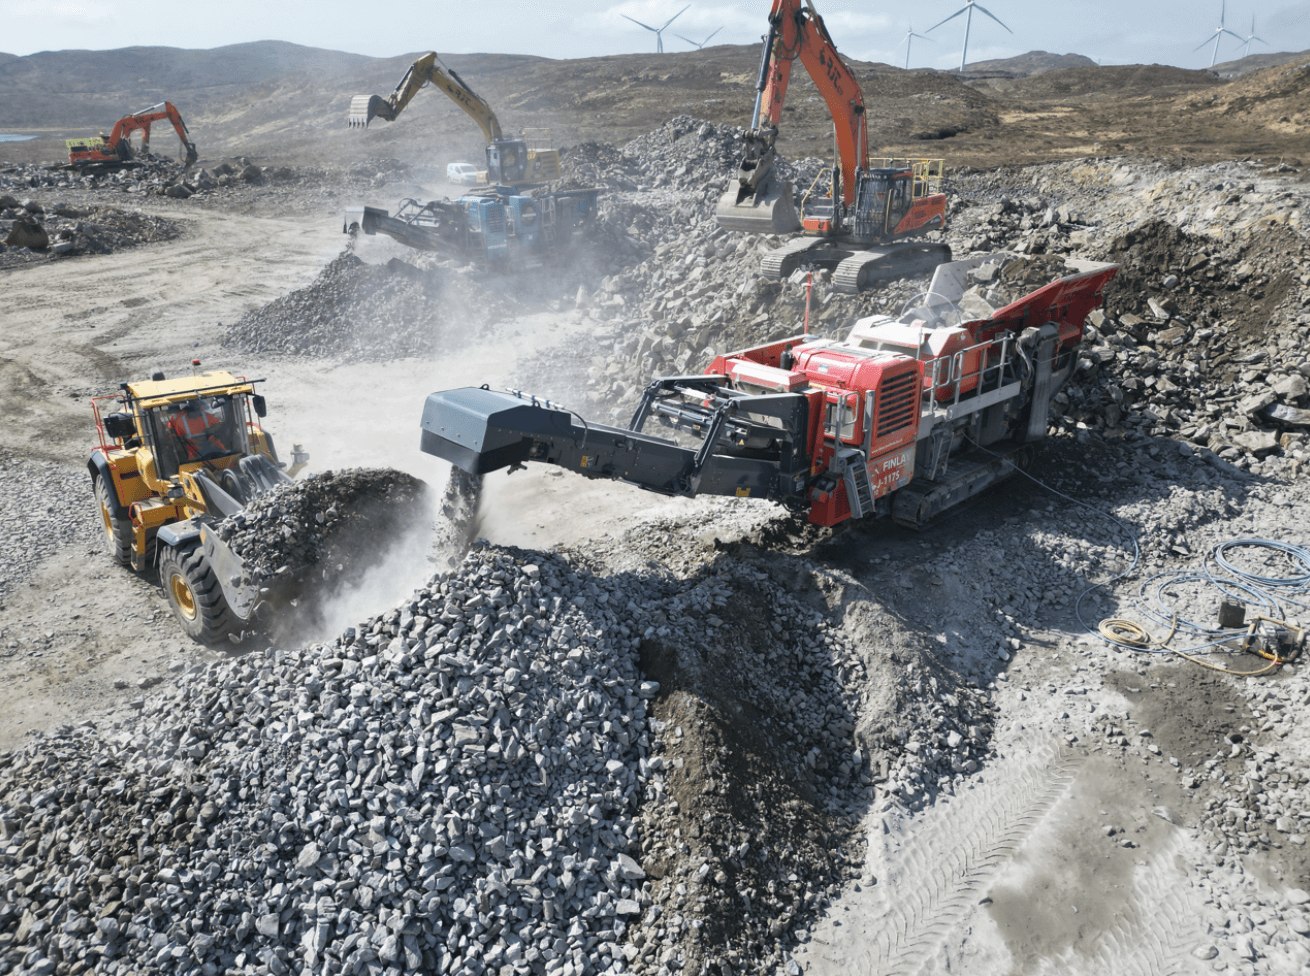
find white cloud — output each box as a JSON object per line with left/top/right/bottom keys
{"left": 3, "top": 0, "right": 117, "bottom": 27}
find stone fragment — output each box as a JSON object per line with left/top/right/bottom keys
{"left": 5, "top": 217, "right": 48, "bottom": 250}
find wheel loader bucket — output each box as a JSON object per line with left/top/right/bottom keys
{"left": 714, "top": 178, "right": 803, "bottom": 235}
{"left": 348, "top": 95, "right": 394, "bottom": 128}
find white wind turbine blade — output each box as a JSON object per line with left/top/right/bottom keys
{"left": 661, "top": 4, "right": 690, "bottom": 32}
{"left": 971, "top": 2, "right": 1013, "bottom": 33}
{"left": 621, "top": 13, "right": 658, "bottom": 31}
{"left": 926, "top": 6, "right": 968, "bottom": 35}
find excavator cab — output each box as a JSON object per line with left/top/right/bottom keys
{"left": 852, "top": 169, "right": 913, "bottom": 242}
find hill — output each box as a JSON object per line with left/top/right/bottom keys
{"left": 0, "top": 41, "right": 1307, "bottom": 172}
{"left": 961, "top": 51, "right": 1098, "bottom": 78}
{"left": 0, "top": 40, "right": 373, "bottom": 129}
{"left": 1213, "top": 49, "right": 1310, "bottom": 79}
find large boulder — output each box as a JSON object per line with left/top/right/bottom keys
{"left": 5, "top": 216, "right": 49, "bottom": 250}
{"left": 1230, "top": 429, "right": 1281, "bottom": 458}
{"left": 163, "top": 184, "right": 193, "bottom": 199}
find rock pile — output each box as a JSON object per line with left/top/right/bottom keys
{"left": 223, "top": 255, "right": 454, "bottom": 360}
{"left": 0, "top": 546, "right": 659, "bottom": 976}
{"left": 0, "top": 193, "right": 181, "bottom": 268}
{"left": 215, "top": 468, "right": 428, "bottom": 590}
{"left": 0, "top": 456, "right": 99, "bottom": 609}
{"left": 0, "top": 462, "right": 1013, "bottom": 976}
{"left": 940, "top": 240, "right": 1310, "bottom": 478}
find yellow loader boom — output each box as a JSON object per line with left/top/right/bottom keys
{"left": 348, "top": 51, "right": 503, "bottom": 143}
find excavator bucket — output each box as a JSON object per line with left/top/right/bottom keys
{"left": 348, "top": 95, "right": 395, "bottom": 128}
{"left": 714, "top": 177, "right": 803, "bottom": 235}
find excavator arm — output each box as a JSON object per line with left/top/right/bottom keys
{"left": 716, "top": 0, "right": 868, "bottom": 233}
{"left": 348, "top": 52, "right": 504, "bottom": 143}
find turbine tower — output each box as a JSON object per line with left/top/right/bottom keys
{"left": 1193, "top": 0, "right": 1242, "bottom": 68}
{"left": 898, "top": 24, "right": 932, "bottom": 70}
{"left": 676, "top": 27, "right": 723, "bottom": 50}
{"left": 928, "top": 1, "right": 1012, "bottom": 73}
{"left": 622, "top": 5, "right": 690, "bottom": 53}
{"left": 1239, "top": 15, "right": 1268, "bottom": 60}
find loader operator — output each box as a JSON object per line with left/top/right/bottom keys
{"left": 168, "top": 399, "right": 228, "bottom": 459}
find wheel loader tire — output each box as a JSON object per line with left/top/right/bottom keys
{"left": 95, "top": 475, "right": 133, "bottom": 567}
{"left": 159, "top": 542, "right": 239, "bottom": 646}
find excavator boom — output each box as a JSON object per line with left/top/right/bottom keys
{"left": 348, "top": 51, "right": 504, "bottom": 143}
{"left": 716, "top": 0, "right": 866, "bottom": 234}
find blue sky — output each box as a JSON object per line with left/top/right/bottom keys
{"left": 2, "top": 0, "right": 1309, "bottom": 68}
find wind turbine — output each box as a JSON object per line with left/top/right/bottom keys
{"left": 621, "top": 5, "right": 690, "bottom": 54}
{"left": 898, "top": 24, "right": 932, "bottom": 70}
{"left": 1193, "top": 0, "right": 1242, "bottom": 68}
{"left": 676, "top": 27, "right": 723, "bottom": 50}
{"left": 1239, "top": 15, "right": 1268, "bottom": 60}
{"left": 927, "top": 1, "right": 1012, "bottom": 73}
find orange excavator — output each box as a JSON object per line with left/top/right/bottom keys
{"left": 67, "top": 101, "right": 198, "bottom": 169}
{"left": 715, "top": 0, "right": 950, "bottom": 293}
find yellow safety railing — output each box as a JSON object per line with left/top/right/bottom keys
{"left": 869, "top": 158, "right": 944, "bottom": 198}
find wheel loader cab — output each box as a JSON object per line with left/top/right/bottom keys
{"left": 150, "top": 395, "right": 248, "bottom": 478}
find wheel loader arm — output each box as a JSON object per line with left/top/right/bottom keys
{"left": 348, "top": 51, "right": 504, "bottom": 143}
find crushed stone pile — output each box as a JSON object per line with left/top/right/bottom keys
{"left": 0, "top": 547, "right": 657, "bottom": 976}
{"left": 0, "top": 505, "right": 1001, "bottom": 976}
{"left": 0, "top": 193, "right": 181, "bottom": 268}
{"left": 215, "top": 468, "right": 427, "bottom": 590}
{"left": 222, "top": 255, "right": 454, "bottom": 360}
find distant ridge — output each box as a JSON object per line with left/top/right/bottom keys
{"left": 956, "top": 51, "right": 1098, "bottom": 79}
{"left": 0, "top": 40, "right": 377, "bottom": 129}
{"left": 1212, "top": 49, "right": 1310, "bottom": 79}
{"left": 0, "top": 40, "right": 372, "bottom": 93}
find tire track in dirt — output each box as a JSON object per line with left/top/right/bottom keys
{"left": 797, "top": 733, "right": 1081, "bottom": 976}
{"left": 1032, "top": 830, "right": 1210, "bottom": 976}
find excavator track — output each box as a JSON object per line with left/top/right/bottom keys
{"left": 760, "top": 239, "right": 850, "bottom": 280}
{"left": 832, "top": 242, "right": 953, "bottom": 294}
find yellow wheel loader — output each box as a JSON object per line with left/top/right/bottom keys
{"left": 88, "top": 363, "right": 308, "bottom": 644}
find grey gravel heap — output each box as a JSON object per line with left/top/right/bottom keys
{"left": 0, "top": 456, "right": 99, "bottom": 611}
{"left": 0, "top": 546, "right": 658, "bottom": 976}
{"left": 215, "top": 468, "right": 427, "bottom": 590}
{"left": 0, "top": 193, "right": 181, "bottom": 268}
{"left": 222, "top": 254, "right": 457, "bottom": 360}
